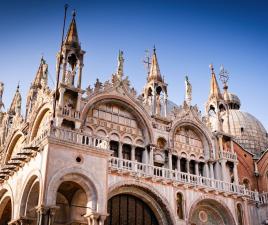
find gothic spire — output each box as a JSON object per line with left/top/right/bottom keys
{"left": 32, "top": 57, "right": 48, "bottom": 89}
{"left": 209, "top": 64, "right": 223, "bottom": 100}
{"left": 9, "top": 84, "right": 22, "bottom": 115}
{"left": 148, "top": 46, "right": 163, "bottom": 83}
{"left": 64, "top": 10, "right": 79, "bottom": 46}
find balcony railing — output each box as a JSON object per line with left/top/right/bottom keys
{"left": 109, "top": 157, "right": 259, "bottom": 200}
{"left": 62, "top": 107, "right": 81, "bottom": 120}
{"left": 49, "top": 126, "right": 110, "bottom": 151}
{"left": 219, "top": 150, "right": 237, "bottom": 161}
{"left": 259, "top": 192, "right": 268, "bottom": 205}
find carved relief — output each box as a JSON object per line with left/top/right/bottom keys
{"left": 174, "top": 127, "right": 204, "bottom": 158}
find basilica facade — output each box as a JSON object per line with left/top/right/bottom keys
{"left": 0, "top": 12, "right": 268, "bottom": 225}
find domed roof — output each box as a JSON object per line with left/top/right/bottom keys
{"left": 223, "top": 92, "right": 241, "bottom": 109}
{"left": 222, "top": 110, "right": 268, "bottom": 155}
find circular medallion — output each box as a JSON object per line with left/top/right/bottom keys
{"left": 199, "top": 210, "right": 208, "bottom": 222}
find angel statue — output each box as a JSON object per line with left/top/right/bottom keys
{"left": 185, "top": 75, "right": 192, "bottom": 105}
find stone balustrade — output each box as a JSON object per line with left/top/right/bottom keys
{"left": 219, "top": 150, "right": 237, "bottom": 161}
{"left": 49, "top": 126, "right": 110, "bottom": 151}
{"left": 62, "top": 107, "right": 81, "bottom": 120}
{"left": 259, "top": 192, "right": 268, "bottom": 205}
{"left": 109, "top": 157, "right": 260, "bottom": 200}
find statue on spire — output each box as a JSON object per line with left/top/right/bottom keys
{"left": 0, "top": 82, "right": 4, "bottom": 112}
{"left": 185, "top": 75, "right": 192, "bottom": 105}
{"left": 117, "top": 50, "right": 124, "bottom": 80}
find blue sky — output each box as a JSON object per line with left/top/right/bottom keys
{"left": 0, "top": 0, "right": 267, "bottom": 129}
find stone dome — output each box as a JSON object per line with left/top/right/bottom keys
{"left": 223, "top": 92, "right": 241, "bottom": 109}
{"left": 222, "top": 110, "right": 268, "bottom": 155}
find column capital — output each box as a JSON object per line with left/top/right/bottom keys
{"left": 35, "top": 205, "right": 50, "bottom": 214}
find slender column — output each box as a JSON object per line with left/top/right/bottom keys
{"left": 118, "top": 143, "right": 123, "bottom": 159}
{"left": 131, "top": 145, "right": 135, "bottom": 161}
{"left": 163, "top": 92, "right": 167, "bottom": 117}
{"left": 209, "top": 162, "right": 214, "bottom": 179}
{"left": 151, "top": 87, "right": 156, "bottom": 115}
{"left": 61, "top": 58, "right": 67, "bottom": 83}
{"left": 77, "top": 62, "right": 83, "bottom": 89}
{"left": 230, "top": 139, "right": 234, "bottom": 153}
{"left": 76, "top": 93, "right": 82, "bottom": 112}
{"left": 58, "top": 87, "right": 65, "bottom": 108}
{"left": 177, "top": 156, "right": 181, "bottom": 171}
{"left": 36, "top": 205, "right": 49, "bottom": 225}
{"left": 233, "top": 162, "right": 239, "bottom": 184}
{"left": 143, "top": 148, "right": 148, "bottom": 164}
{"left": 149, "top": 146, "right": 155, "bottom": 165}
{"left": 186, "top": 159, "right": 190, "bottom": 173}
{"left": 204, "top": 163, "right": 209, "bottom": 177}
{"left": 218, "top": 135, "right": 223, "bottom": 152}
{"left": 195, "top": 161, "right": 199, "bottom": 175}
{"left": 214, "top": 161, "right": 221, "bottom": 180}
{"left": 168, "top": 152, "right": 172, "bottom": 170}
{"left": 220, "top": 159, "right": 227, "bottom": 182}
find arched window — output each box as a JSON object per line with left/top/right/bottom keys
{"left": 122, "top": 144, "right": 131, "bottom": 160}
{"left": 176, "top": 192, "right": 184, "bottom": 219}
{"left": 110, "top": 141, "right": 119, "bottom": 157}
{"left": 237, "top": 203, "right": 243, "bottom": 225}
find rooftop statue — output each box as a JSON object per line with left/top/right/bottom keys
{"left": 185, "top": 75, "right": 192, "bottom": 105}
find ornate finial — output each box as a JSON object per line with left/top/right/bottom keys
{"left": 185, "top": 75, "right": 192, "bottom": 105}
{"left": 17, "top": 81, "right": 20, "bottom": 90}
{"left": 117, "top": 50, "right": 124, "bottom": 80}
{"left": 219, "top": 64, "right": 229, "bottom": 90}
{"left": 153, "top": 45, "right": 156, "bottom": 54}
{"left": 72, "top": 9, "right": 76, "bottom": 18}
{"left": 143, "top": 49, "right": 151, "bottom": 78}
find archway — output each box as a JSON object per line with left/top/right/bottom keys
{"left": 0, "top": 196, "right": 12, "bottom": 225}
{"left": 189, "top": 199, "right": 235, "bottom": 225}
{"left": 107, "top": 183, "right": 175, "bottom": 225}
{"left": 23, "top": 180, "right": 40, "bottom": 224}
{"left": 54, "top": 181, "right": 88, "bottom": 224}
{"left": 105, "top": 194, "right": 159, "bottom": 225}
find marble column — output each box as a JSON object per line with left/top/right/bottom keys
{"left": 220, "top": 159, "right": 227, "bottom": 182}
{"left": 143, "top": 148, "right": 148, "bottom": 164}
{"left": 204, "top": 163, "right": 209, "bottom": 178}
{"left": 168, "top": 152, "right": 172, "bottom": 170}
{"left": 209, "top": 162, "right": 214, "bottom": 179}
{"left": 149, "top": 146, "right": 155, "bottom": 165}
{"left": 233, "top": 162, "right": 239, "bottom": 185}
{"left": 131, "top": 145, "right": 135, "bottom": 161}
{"left": 218, "top": 135, "right": 223, "bottom": 152}
{"left": 58, "top": 87, "right": 65, "bottom": 109}
{"left": 177, "top": 156, "right": 181, "bottom": 172}
{"left": 36, "top": 205, "right": 49, "bottom": 225}
{"left": 186, "top": 159, "right": 190, "bottom": 173}
{"left": 195, "top": 161, "right": 199, "bottom": 175}
{"left": 77, "top": 62, "right": 84, "bottom": 89}
{"left": 118, "top": 142, "right": 123, "bottom": 159}
{"left": 84, "top": 212, "right": 107, "bottom": 225}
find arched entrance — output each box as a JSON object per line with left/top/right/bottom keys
{"left": 105, "top": 194, "right": 159, "bottom": 225}
{"left": 189, "top": 199, "right": 235, "bottom": 225}
{"left": 54, "top": 181, "right": 88, "bottom": 224}
{"left": 0, "top": 197, "right": 12, "bottom": 225}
